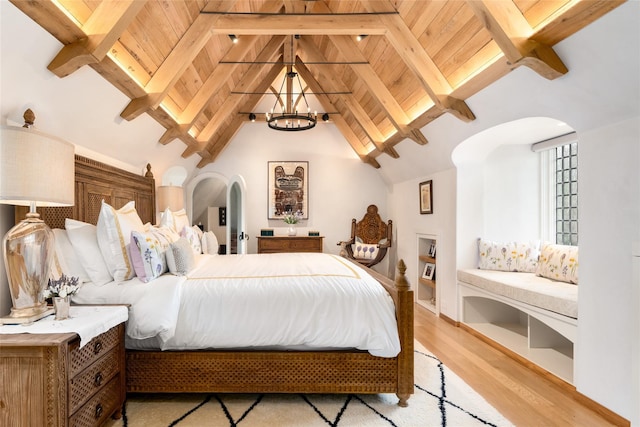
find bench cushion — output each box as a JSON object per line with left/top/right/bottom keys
{"left": 457, "top": 269, "right": 578, "bottom": 319}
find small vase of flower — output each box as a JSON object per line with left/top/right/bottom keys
{"left": 282, "top": 211, "right": 302, "bottom": 236}
{"left": 44, "top": 274, "right": 79, "bottom": 320}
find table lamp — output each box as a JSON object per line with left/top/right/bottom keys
{"left": 0, "top": 109, "right": 75, "bottom": 324}
{"left": 157, "top": 185, "right": 184, "bottom": 212}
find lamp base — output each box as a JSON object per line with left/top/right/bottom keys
{"left": 0, "top": 308, "right": 54, "bottom": 325}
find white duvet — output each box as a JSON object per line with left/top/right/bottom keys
{"left": 74, "top": 253, "right": 400, "bottom": 357}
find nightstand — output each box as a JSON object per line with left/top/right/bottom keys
{"left": 0, "top": 306, "right": 128, "bottom": 426}
{"left": 257, "top": 235, "right": 324, "bottom": 253}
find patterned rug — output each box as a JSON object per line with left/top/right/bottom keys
{"left": 105, "top": 342, "right": 513, "bottom": 426}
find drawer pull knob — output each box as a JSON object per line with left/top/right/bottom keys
{"left": 94, "top": 372, "right": 103, "bottom": 387}
{"left": 94, "top": 341, "right": 103, "bottom": 355}
{"left": 95, "top": 403, "right": 103, "bottom": 419}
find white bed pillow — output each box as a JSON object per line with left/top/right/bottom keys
{"left": 52, "top": 228, "right": 89, "bottom": 283}
{"left": 180, "top": 225, "right": 202, "bottom": 254}
{"left": 65, "top": 218, "right": 112, "bottom": 285}
{"left": 159, "top": 208, "right": 190, "bottom": 233}
{"left": 166, "top": 237, "right": 195, "bottom": 276}
{"left": 201, "top": 231, "right": 219, "bottom": 255}
{"left": 97, "top": 200, "right": 145, "bottom": 281}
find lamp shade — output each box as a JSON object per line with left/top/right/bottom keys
{"left": 157, "top": 185, "right": 184, "bottom": 212}
{"left": 0, "top": 126, "right": 75, "bottom": 207}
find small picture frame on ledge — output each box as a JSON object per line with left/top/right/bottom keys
{"left": 422, "top": 262, "right": 435, "bottom": 280}
{"left": 428, "top": 243, "right": 436, "bottom": 258}
{"left": 419, "top": 180, "right": 433, "bottom": 214}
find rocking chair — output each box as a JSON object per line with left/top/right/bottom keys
{"left": 338, "top": 205, "right": 392, "bottom": 268}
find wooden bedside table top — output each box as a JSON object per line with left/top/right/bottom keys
{"left": 0, "top": 305, "right": 128, "bottom": 347}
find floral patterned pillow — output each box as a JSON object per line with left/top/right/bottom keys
{"left": 130, "top": 230, "right": 167, "bottom": 283}
{"left": 351, "top": 243, "right": 379, "bottom": 260}
{"left": 478, "top": 239, "right": 540, "bottom": 273}
{"left": 535, "top": 243, "right": 579, "bottom": 284}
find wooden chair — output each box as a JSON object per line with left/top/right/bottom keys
{"left": 338, "top": 205, "right": 392, "bottom": 268}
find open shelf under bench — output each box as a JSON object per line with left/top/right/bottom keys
{"left": 459, "top": 283, "right": 575, "bottom": 384}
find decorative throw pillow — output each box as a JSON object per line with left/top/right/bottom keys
{"left": 148, "top": 225, "right": 180, "bottom": 250}
{"left": 201, "top": 231, "right": 219, "bottom": 255}
{"left": 351, "top": 243, "right": 379, "bottom": 260}
{"left": 130, "top": 230, "right": 167, "bottom": 282}
{"left": 65, "top": 218, "right": 112, "bottom": 285}
{"left": 97, "top": 200, "right": 145, "bottom": 281}
{"left": 478, "top": 239, "right": 540, "bottom": 273}
{"left": 181, "top": 225, "right": 202, "bottom": 254}
{"left": 535, "top": 243, "right": 579, "bottom": 284}
{"left": 166, "top": 237, "right": 195, "bottom": 276}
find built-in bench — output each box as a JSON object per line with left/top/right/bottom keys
{"left": 458, "top": 268, "right": 577, "bottom": 384}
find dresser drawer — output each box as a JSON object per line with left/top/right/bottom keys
{"left": 289, "top": 239, "right": 321, "bottom": 251}
{"left": 70, "top": 376, "right": 121, "bottom": 427}
{"left": 257, "top": 236, "right": 324, "bottom": 253}
{"left": 69, "top": 348, "right": 120, "bottom": 413}
{"left": 70, "top": 326, "right": 120, "bottom": 376}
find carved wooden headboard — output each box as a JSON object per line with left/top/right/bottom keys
{"left": 15, "top": 155, "right": 156, "bottom": 228}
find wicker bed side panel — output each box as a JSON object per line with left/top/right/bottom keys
{"left": 126, "top": 351, "right": 398, "bottom": 394}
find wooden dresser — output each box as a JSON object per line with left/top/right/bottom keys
{"left": 0, "top": 309, "right": 126, "bottom": 426}
{"left": 257, "top": 236, "right": 324, "bottom": 254}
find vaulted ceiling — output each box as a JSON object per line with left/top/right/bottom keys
{"left": 10, "top": 0, "right": 623, "bottom": 169}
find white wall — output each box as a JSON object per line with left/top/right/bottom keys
{"left": 190, "top": 122, "right": 390, "bottom": 265}
{"left": 575, "top": 117, "right": 639, "bottom": 419}
{"left": 388, "top": 168, "right": 457, "bottom": 317}
{"left": 483, "top": 145, "right": 540, "bottom": 241}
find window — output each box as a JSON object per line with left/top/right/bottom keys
{"left": 554, "top": 143, "right": 578, "bottom": 245}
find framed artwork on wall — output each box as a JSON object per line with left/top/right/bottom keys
{"left": 268, "top": 161, "right": 309, "bottom": 220}
{"left": 419, "top": 180, "right": 433, "bottom": 214}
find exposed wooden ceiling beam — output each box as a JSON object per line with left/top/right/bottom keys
{"left": 47, "top": 0, "right": 146, "bottom": 78}
{"left": 207, "top": 13, "right": 389, "bottom": 35}
{"left": 160, "top": 1, "right": 286, "bottom": 145}
{"left": 119, "top": 11, "right": 234, "bottom": 121}
{"left": 466, "top": 0, "right": 568, "bottom": 80}
{"left": 360, "top": 0, "right": 475, "bottom": 123}
{"left": 158, "top": 35, "right": 261, "bottom": 145}
{"left": 192, "top": 35, "right": 286, "bottom": 153}
{"left": 329, "top": 35, "right": 428, "bottom": 146}
{"left": 295, "top": 59, "right": 379, "bottom": 167}
{"left": 196, "top": 60, "right": 285, "bottom": 167}
{"left": 297, "top": 36, "right": 398, "bottom": 158}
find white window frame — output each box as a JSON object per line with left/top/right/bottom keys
{"left": 533, "top": 133, "right": 578, "bottom": 246}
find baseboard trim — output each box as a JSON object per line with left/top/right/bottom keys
{"left": 438, "top": 312, "right": 459, "bottom": 327}
{"left": 458, "top": 323, "right": 630, "bottom": 427}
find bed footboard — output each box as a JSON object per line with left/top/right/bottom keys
{"left": 126, "top": 260, "right": 414, "bottom": 406}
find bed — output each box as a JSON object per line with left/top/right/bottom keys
{"left": 32, "top": 155, "right": 415, "bottom": 406}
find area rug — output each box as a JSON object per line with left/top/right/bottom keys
{"left": 105, "top": 342, "right": 513, "bottom": 426}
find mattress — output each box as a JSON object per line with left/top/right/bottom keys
{"left": 74, "top": 253, "right": 400, "bottom": 357}
{"left": 457, "top": 269, "right": 578, "bottom": 319}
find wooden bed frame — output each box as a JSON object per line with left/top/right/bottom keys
{"left": 32, "top": 155, "right": 415, "bottom": 406}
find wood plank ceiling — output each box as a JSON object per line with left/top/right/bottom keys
{"left": 10, "top": 0, "right": 624, "bottom": 168}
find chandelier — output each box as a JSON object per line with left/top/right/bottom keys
{"left": 266, "top": 68, "right": 317, "bottom": 131}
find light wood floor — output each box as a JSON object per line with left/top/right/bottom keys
{"left": 414, "top": 304, "right": 624, "bottom": 427}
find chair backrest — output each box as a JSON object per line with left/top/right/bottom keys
{"left": 353, "top": 205, "right": 391, "bottom": 245}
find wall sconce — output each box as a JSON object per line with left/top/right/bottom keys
{"left": 0, "top": 109, "right": 75, "bottom": 324}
